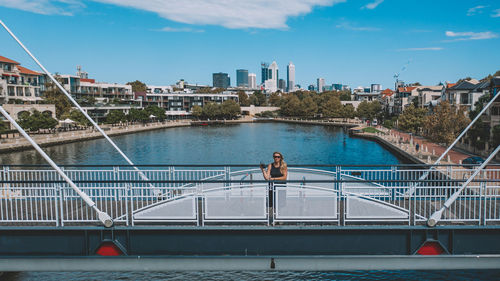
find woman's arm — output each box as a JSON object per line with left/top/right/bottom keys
{"left": 270, "top": 167, "right": 287, "bottom": 181}
{"left": 261, "top": 164, "right": 271, "bottom": 180}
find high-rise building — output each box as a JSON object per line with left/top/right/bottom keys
{"left": 248, "top": 73, "right": 257, "bottom": 89}
{"left": 287, "top": 62, "right": 295, "bottom": 92}
{"left": 278, "top": 79, "right": 286, "bottom": 92}
{"left": 333, "top": 83, "right": 343, "bottom": 91}
{"left": 236, "top": 69, "right": 249, "bottom": 87}
{"left": 261, "top": 62, "right": 269, "bottom": 84}
{"left": 308, "top": 85, "right": 315, "bottom": 91}
{"left": 262, "top": 61, "right": 279, "bottom": 92}
{"left": 213, "top": 72, "right": 230, "bottom": 88}
{"left": 317, "top": 78, "right": 325, "bottom": 93}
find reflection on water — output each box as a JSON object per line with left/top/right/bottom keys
{"left": 2, "top": 270, "right": 500, "bottom": 281}
{"left": 0, "top": 123, "right": 403, "bottom": 166}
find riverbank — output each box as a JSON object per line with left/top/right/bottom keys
{"left": 273, "top": 117, "right": 362, "bottom": 127}
{"left": 0, "top": 121, "right": 192, "bottom": 154}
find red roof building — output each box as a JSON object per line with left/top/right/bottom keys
{"left": 0, "top": 55, "right": 20, "bottom": 65}
{"left": 17, "top": 65, "right": 41, "bottom": 76}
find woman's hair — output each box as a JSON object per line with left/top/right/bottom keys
{"left": 273, "top": 151, "right": 287, "bottom": 174}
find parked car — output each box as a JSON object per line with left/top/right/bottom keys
{"left": 462, "top": 156, "right": 485, "bottom": 168}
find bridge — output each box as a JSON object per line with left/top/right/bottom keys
{"left": 1, "top": 164, "right": 500, "bottom": 271}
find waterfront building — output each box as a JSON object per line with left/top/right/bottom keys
{"left": 278, "top": 79, "right": 286, "bottom": 92}
{"left": 317, "top": 78, "right": 325, "bottom": 93}
{"left": 417, "top": 85, "right": 444, "bottom": 108}
{"left": 445, "top": 79, "right": 484, "bottom": 111}
{"left": 380, "top": 88, "right": 395, "bottom": 114}
{"left": 142, "top": 90, "right": 238, "bottom": 118}
{"left": 394, "top": 86, "right": 418, "bottom": 114}
{"left": 212, "top": 72, "right": 230, "bottom": 89}
{"left": 236, "top": 69, "right": 249, "bottom": 88}
{"left": 0, "top": 55, "right": 44, "bottom": 104}
{"left": 248, "top": 73, "right": 257, "bottom": 89}
{"left": 287, "top": 62, "right": 295, "bottom": 92}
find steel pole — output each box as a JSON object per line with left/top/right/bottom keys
{"left": 0, "top": 106, "right": 113, "bottom": 227}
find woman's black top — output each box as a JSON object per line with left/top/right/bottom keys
{"left": 270, "top": 164, "right": 285, "bottom": 185}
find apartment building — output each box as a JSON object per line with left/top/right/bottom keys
{"left": 0, "top": 55, "right": 45, "bottom": 104}
{"left": 417, "top": 85, "right": 444, "bottom": 108}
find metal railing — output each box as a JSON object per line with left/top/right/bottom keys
{"left": 0, "top": 165, "right": 499, "bottom": 227}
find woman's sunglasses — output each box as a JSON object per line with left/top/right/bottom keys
{"left": 273, "top": 155, "right": 281, "bottom": 159}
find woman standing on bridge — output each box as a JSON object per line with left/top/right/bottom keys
{"left": 261, "top": 152, "right": 288, "bottom": 214}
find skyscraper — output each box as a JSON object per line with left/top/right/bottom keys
{"left": 213, "top": 72, "right": 230, "bottom": 88}
{"left": 236, "top": 69, "right": 249, "bottom": 87}
{"left": 317, "top": 78, "right": 325, "bottom": 93}
{"left": 279, "top": 79, "right": 286, "bottom": 92}
{"left": 261, "top": 62, "right": 269, "bottom": 84}
{"left": 248, "top": 73, "right": 257, "bottom": 89}
{"left": 287, "top": 62, "right": 295, "bottom": 92}
{"left": 264, "top": 61, "right": 279, "bottom": 92}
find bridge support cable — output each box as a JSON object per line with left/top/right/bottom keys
{"left": 0, "top": 19, "right": 153, "bottom": 187}
{"left": 412, "top": 90, "right": 499, "bottom": 191}
{"left": 427, "top": 143, "right": 500, "bottom": 227}
{"left": 0, "top": 106, "right": 113, "bottom": 227}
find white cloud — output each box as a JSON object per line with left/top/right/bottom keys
{"left": 159, "top": 27, "right": 204, "bottom": 33}
{"left": 361, "top": 0, "right": 384, "bottom": 10}
{"left": 492, "top": 9, "right": 500, "bottom": 18}
{"left": 397, "top": 47, "right": 443, "bottom": 51}
{"left": 94, "top": 0, "right": 346, "bottom": 29}
{"left": 467, "top": 5, "right": 486, "bottom": 16}
{"left": 445, "top": 31, "right": 499, "bottom": 41}
{"left": 0, "top": 0, "right": 84, "bottom": 16}
{"left": 0, "top": 0, "right": 346, "bottom": 29}
{"left": 336, "top": 21, "right": 380, "bottom": 31}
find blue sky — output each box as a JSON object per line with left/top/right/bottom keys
{"left": 0, "top": 0, "right": 499, "bottom": 89}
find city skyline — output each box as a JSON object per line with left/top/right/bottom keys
{"left": 0, "top": 0, "right": 499, "bottom": 89}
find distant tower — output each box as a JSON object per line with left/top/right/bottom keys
{"left": 317, "top": 78, "right": 325, "bottom": 93}
{"left": 287, "top": 62, "right": 295, "bottom": 92}
{"left": 261, "top": 62, "right": 269, "bottom": 84}
{"left": 248, "top": 73, "right": 257, "bottom": 89}
{"left": 213, "top": 72, "right": 230, "bottom": 88}
{"left": 236, "top": 69, "right": 249, "bottom": 87}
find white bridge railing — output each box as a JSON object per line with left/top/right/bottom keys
{"left": 0, "top": 165, "right": 499, "bottom": 226}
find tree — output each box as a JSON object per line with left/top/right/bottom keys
{"left": 220, "top": 100, "right": 241, "bottom": 119}
{"left": 237, "top": 91, "right": 250, "bottom": 106}
{"left": 424, "top": 101, "right": 469, "bottom": 145}
{"left": 0, "top": 121, "right": 8, "bottom": 133}
{"left": 321, "top": 96, "right": 342, "bottom": 118}
{"left": 268, "top": 92, "right": 281, "bottom": 106}
{"left": 250, "top": 91, "right": 267, "bottom": 106}
{"left": 301, "top": 96, "right": 318, "bottom": 118}
{"left": 280, "top": 95, "right": 302, "bottom": 116}
{"left": 369, "top": 101, "right": 383, "bottom": 120}
{"left": 492, "top": 125, "right": 500, "bottom": 148}
{"left": 18, "top": 110, "right": 58, "bottom": 132}
{"left": 43, "top": 81, "right": 72, "bottom": 118}
{"left": 397, "top": 104, "right": 427, "bottom": 133}
{"left": 191, "top": 105, "right": 203, "bottom": 119}
{"left": 126, "top": 80, "right": 147, "bottom": 93}
{"left": 356, "top": 101, "right": 370, "bottom": 119}
{"left": 467, "top": 119, "right": 490, "bottom": 150}
{"left": 341, "top": 104, "right": 356, "bottom": 119}
{"left": 105, "top": 110, "right": 126, "bottom": 124}
{"left": 63, "top": 109, "right": 91, "bottom": 126}
{"left": 144, "top": 105, "right": 166, "bottom": 121}
{"left": 202, "top": 102, "right": 221, "bottom": 119}
{"left": 339, "top": 90, "right": 352, "bottom": 101}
